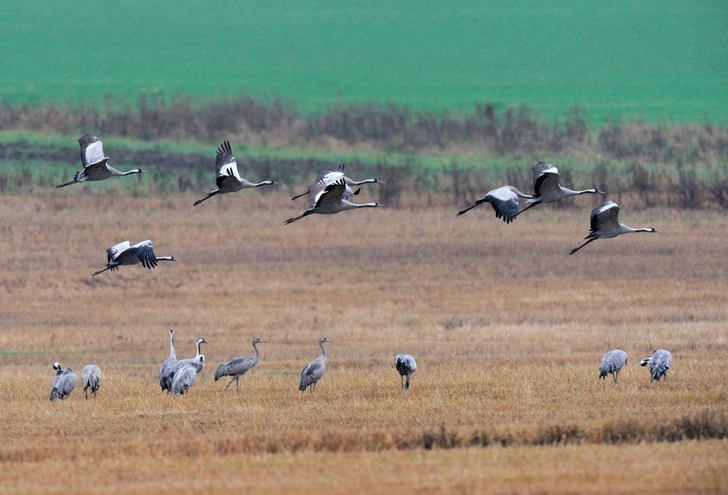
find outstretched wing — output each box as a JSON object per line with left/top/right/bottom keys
{"left": 106, "top": 241, "right": 131, "bottom": 262}
{"left": 486, "top": 187, "right": 521, "bottom": 223}
{"left": 590, "top": 201, "right": 620, "bottom": 234}
{"left": 215, "top": 140, "right": 242, "bottom": 186}
{"left": 313, "top": 179, "right": 346, "bottom": 208}
{"left": 318, "top": 163, "right": 346, "bottom": 181}
{"left": 532, "top": 162, "right": 560, "bottom": 197}
{"left": 132, "top": 240, "right": 158, "bottom": 269}
{"left": 78, "top": 134, "right": 108, "bottom": 168}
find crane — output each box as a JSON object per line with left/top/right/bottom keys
{"left": 570, "top": 200, "right": 658, "bottom": 254}
{"left": 515, "top": 162, "right": 604, "bottom": 217}
{"left": 640, "top": 349, "right": 672, "bottom": 383}
{"left": 299, "top": 337, "right": 333, "bottom": 393}
{"left": 291, "top": 164, "right": 380, "bottom": 200}
{"left": 159, "top": 330, "right": 177, "bottom": 393}
{"left": 82, "top": 365, "right": 102, "bottom": 399}
{"left": 162, "top": 337, "right": 208, "bottom": 387}
{"left": 56, "top": 134, "right": 144, "bottom": 188}
{"left": 193, "top": 140, "right": 277, "bottom": 206}
{"left": 393, "top": 354, "right": 417, "bottom": 389}
{"left": 92, "top": 239, "right": 175, "bottom": 276}
{"left": 457, "top": 186, "right": 533, "bottom": 223}
{"left": 284, "top": 179, "right": 383, "bottom": 224}
{"left": 599, "top": 350, "right": 627, "bottom": 383}
{"left": 49, "top": 363, "right": 78, "bottom": 401}
{"left": 214, "top": 337, "right": 266, "bottom": 391}
{"left": 171, "top": 355, "right": 205, "bottom": 395}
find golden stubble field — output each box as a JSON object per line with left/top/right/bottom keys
{"left": 0, "top": 190, "right": 727, "bottom": 493}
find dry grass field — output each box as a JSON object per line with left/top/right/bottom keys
{"left": 1, "top": 190, "right": 727, "bottom": 493}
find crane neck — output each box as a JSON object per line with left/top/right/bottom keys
{"left": 347, "top": 178, "right": 377, "bottom": 186}
{"left": 251, "top": 341, "right": 261, "bottom": 362}
{"left": 562, "top": 186, "right": 599, "bottom": 197}
{"left": 319, "top": 341, "right": 328, "bottom": 360}
{"left": 169, "top": 332, "right": 176, "bottom": 359}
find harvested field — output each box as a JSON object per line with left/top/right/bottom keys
{"left": 0, "top": 191, "right": 726, "bottom": 492}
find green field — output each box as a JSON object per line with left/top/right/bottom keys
{"left": 2, "top": 1, "right": 726, "bottom": 123}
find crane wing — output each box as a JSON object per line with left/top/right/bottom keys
{"left": 533, "top": 169, "right": 560, "bottom": 197}
{"left": 132, "top": 240, "right": 158, "bottom": 269}
{"left": 317, "top": 163, "right": 346, "bottom": 181}
{"left": 78, "top": 134, "right": 109, "bottom": 168}
{"left": 106, "top": 241, "right": 131, "bottom": 262}
{"left": 300, "top": 359, "right": 325, "bottom": 388}
{"left": 590, "top": 201, "right": 620, "bottom": 234}
{"left": 486, "top": 187, "right": 520, "bottom": 223}
{"left": 314, "top": 179, "right": 346, "bottom": 208}
{"left": 214, "top": 140, "right": 242, "bottom": 183}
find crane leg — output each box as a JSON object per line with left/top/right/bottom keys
{"left": 569, "top": 237, "right": 597, "bottom": 255}
{"left": 225, "top": 377, "right": 236, "bottom": 391}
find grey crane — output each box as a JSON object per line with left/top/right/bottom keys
{"left": 393, "top": 353, "right": 417, "bottom": 390}
{"left": 569, "top": 200, "right": 658, "bottom": 255}
{"left": 285, "top": 178, "right": 383, "bottom": 225}
{"left": 159, "top": 329, "right": 177, "bottom": 393}
{"left": 514, "top": 162, "right": 604, "bottom": 217}
{"left": 171, "top": 355, "right": 205, "bottom": 395}
{"left": 215, "top": 337, "right": 266, "bottom": 391}
{"left": 599, "top": 349, "right": 628, "bottom": 383}
{"left": 457, "top": 186, "right": 533, "bottom": 223}
{"left": 82, "top": 364, "right": 102, "bottom": 399}
{"left": 193, "top": 140, "right": 277, "bottom": 206}
{"left": 291, "top": 164, "right": 380, "bottom": 200}
{"left": 640, "top": 349, "right": 672, "bottom": 383}
{"left": 92, "top": 239, "right": 175, "bottom": 276}
{"left": 299, "top": 337, "right": 333, "bottom": 393}
{"left": 163, "top": 337, "right": 208, "bottom": 387}
{"left": 56, "top": 134, "right": 144, "bottom": 188}
{"left": 49, "top": 362, "right": 78, "bottom": 401}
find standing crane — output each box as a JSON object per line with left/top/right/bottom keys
{"left": 393, "top": 353, "right": 417, "bottom": 390}
{"left": 299, "top": 337, "right": 333, "bottom": 393}
{"left": 214, "top": 337, "right": 266, "bottom": 391}
{"left": 284, "top": 179, "right": 383, "bottom": 224}
{"left": 515, "top": 162, "right": 604, "bottom": 217}
{"left": 92, "top": 239, "right": 175, "bottom": 276}
{"left": 599, "top": 349, "right": 628, "bottom": 383}
{"left": 291, "top": 164, "right": 380, "bottom": 200}
{"left": 82, "top": 365, "right": 102, "bottom": 399}
{"left": 193, "top": 140, "right": 277, "bottom": 206}
{"left": 56, "top": 134, "right": 144, "bottom": 188}
{"left": 457, "top": 186, "right": 533, "bottom": 223}
{"left": 570, "top": 200, "right": 658, "bottom": 254}
{"left": 162, "top": 337, "right": 208, "bottom": 387}
{"left": 49, "top": 363, "right": 78, "bottom": 401}
{"left": 640, "top": 349, "right": 672, "bottom": 383}
{"left": 159, "top": 329, "right": 177, "bottom": 393}
{"left": 171, "top": 355, "right": 205, "bottom": 395}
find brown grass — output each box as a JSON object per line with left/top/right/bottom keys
{"left": 1, "top": 191, "right": 727, "bottom": 492}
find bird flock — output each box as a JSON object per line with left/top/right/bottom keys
{"left": 47, "top": 133, "right": 670, "bottom": 400}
